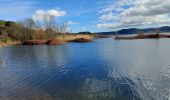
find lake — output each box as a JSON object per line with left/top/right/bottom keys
{"left": 1, "top": 38, "right": 170, "bottom": 100}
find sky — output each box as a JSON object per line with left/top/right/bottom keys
{"left": 1, "top": 0, "right": 170, "bottom": 32}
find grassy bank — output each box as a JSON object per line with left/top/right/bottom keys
{"left": 0, "top": 34, "right": 94, "bottom": 46}
{"left": 0, "top": 42, "right": 20, "bottom": 47}
{"left": 55, "top": 34, "right": 93, "bottom": 41}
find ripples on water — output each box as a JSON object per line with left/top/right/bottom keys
{"left": 1, "top": 38, "right": 170, "bottom": 100}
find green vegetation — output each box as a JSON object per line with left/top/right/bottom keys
{"left": 0, "top": 20, "right": 6, "bottom": 26}
{"left": 0, "top": 20, "right": 15, "bottom": 27}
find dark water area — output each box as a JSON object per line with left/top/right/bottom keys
{"left": 1, "top": 38, "right": 170, "bottom": 100}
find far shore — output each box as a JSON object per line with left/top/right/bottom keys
{"left": 115, "top": 33, "right": 170, "bottom": 40}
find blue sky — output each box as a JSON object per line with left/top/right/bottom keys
{"left": 0, "top": 0, "right": 114, "bottom": 32}
{"left": 1, "top": 0, "right": 170, "bottom": 32}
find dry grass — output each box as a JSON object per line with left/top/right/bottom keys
{"left": 0, "top": 42, "right": 20, "bottom": 47}
{"left": 0, "top": 34, "right": 94, "bottom": 46}
{"left": 55, "top": 34, "right": 93, "bottom": 41}
{"left": 0, "top": 42, "right": 6, "bottom": 47}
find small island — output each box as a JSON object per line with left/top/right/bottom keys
{"left": 115, "top": 33, "right": 170, "bottom": 40}
{"left": 0, "top": 19, "right": 110, "bottom": 47}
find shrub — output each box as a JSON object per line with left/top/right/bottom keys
{"left": 0, "top": 20, "right": 5, "bottom": 26}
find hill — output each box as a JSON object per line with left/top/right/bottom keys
{"left": 97, "top": 26, "right": 170, "bottom": 35}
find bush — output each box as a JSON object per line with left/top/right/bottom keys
{"left": 0, "top": 20, "right": 5, "bottom": 26}
{"left": 5, "top": 21, "right": 15, "bottom": 27}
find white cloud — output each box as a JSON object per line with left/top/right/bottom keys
{"left": 67, "top": 21, "right": 79, "bottom": 25}
{"left": 97, "top": 1, "right": 104, "bottom": 4}
{"left": 47, "top": 9, "right": 66, "bottom": 17}
{"left": 97, "top": 23, "right": 120, "bottom": 29}
{"left": 32, "top": 9, "right": 66, "bottom": 21}
{"left": 97, "top": 0, "right": 170, "bottom": 29}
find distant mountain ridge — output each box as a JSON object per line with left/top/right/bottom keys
{"left": 97, "top": 26, "right": 170, "bottom": 35}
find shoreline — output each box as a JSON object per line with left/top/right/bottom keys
{"left": 0, "top": 34, "right": 93, "bottom": 46}
{"left": 115, "top": 34, "right": 170, "bottom": 40}
{"left": 0, "top": 34, "right": 110, "bottom": 46}
{"left": 0, "top": 42, "right": 21, "bottom": 47}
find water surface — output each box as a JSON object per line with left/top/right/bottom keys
{"left": 1, "top": 38, "right": 170, "bottom": 100}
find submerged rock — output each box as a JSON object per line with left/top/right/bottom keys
{"left": 22, "top": 40, "right": 47, "bottom": 45}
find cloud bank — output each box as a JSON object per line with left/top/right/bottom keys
{"left": 97, "top": 0, "right": 170, "bottom": 29}
{"left": 32, "top": 9, "right": 66, "bottom": 21}
{"left": 0, "top": 0, "right": 36, "bottom": 20}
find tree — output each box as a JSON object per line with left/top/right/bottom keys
{"left": 0, "top": 20, "right": 5, "bottom": 26}
{"left": 42, "top": 15, "right": 56, "bottom": 33}
{"left": 5, "top": 18, "right": 37, "bottom": 41}
{"left": 34, "top": 29, "right": 46, "bottom": 39}
{"left": 37, "top": 15, "right": 69, "bottom": 39}
{"left": 18, "top": 18, "right": 37, "bottom": 40}
{"left": 6, "top": 23, "right": 25, "bottom": 41}
{"left": 59, "top": 21, "right": 68, "bottom": 33}
{"left": 5, "top": 21, "right": 15, "bottom": 27}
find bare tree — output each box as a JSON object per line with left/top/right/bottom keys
{"left": 21, "top": 18, "right": 37, "bottom": 30}
{"left": 42, "top": 15, "right": 56, "bottom": 33}
{"left": 5, "top": 16, "right": 71, "bottom": 41}
{"left": 18, "top": 18, "right": 37, "bottom": 40}
{"left": 59, "top": 21, "right": 68, "bottom": 33}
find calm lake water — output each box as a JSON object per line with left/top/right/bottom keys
{"left": 1, "top": 38, "right": 170, "bottom": 100}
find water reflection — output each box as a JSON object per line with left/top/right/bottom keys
{"left": 1, "top": 39, "right": 170, "bottom": 100}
